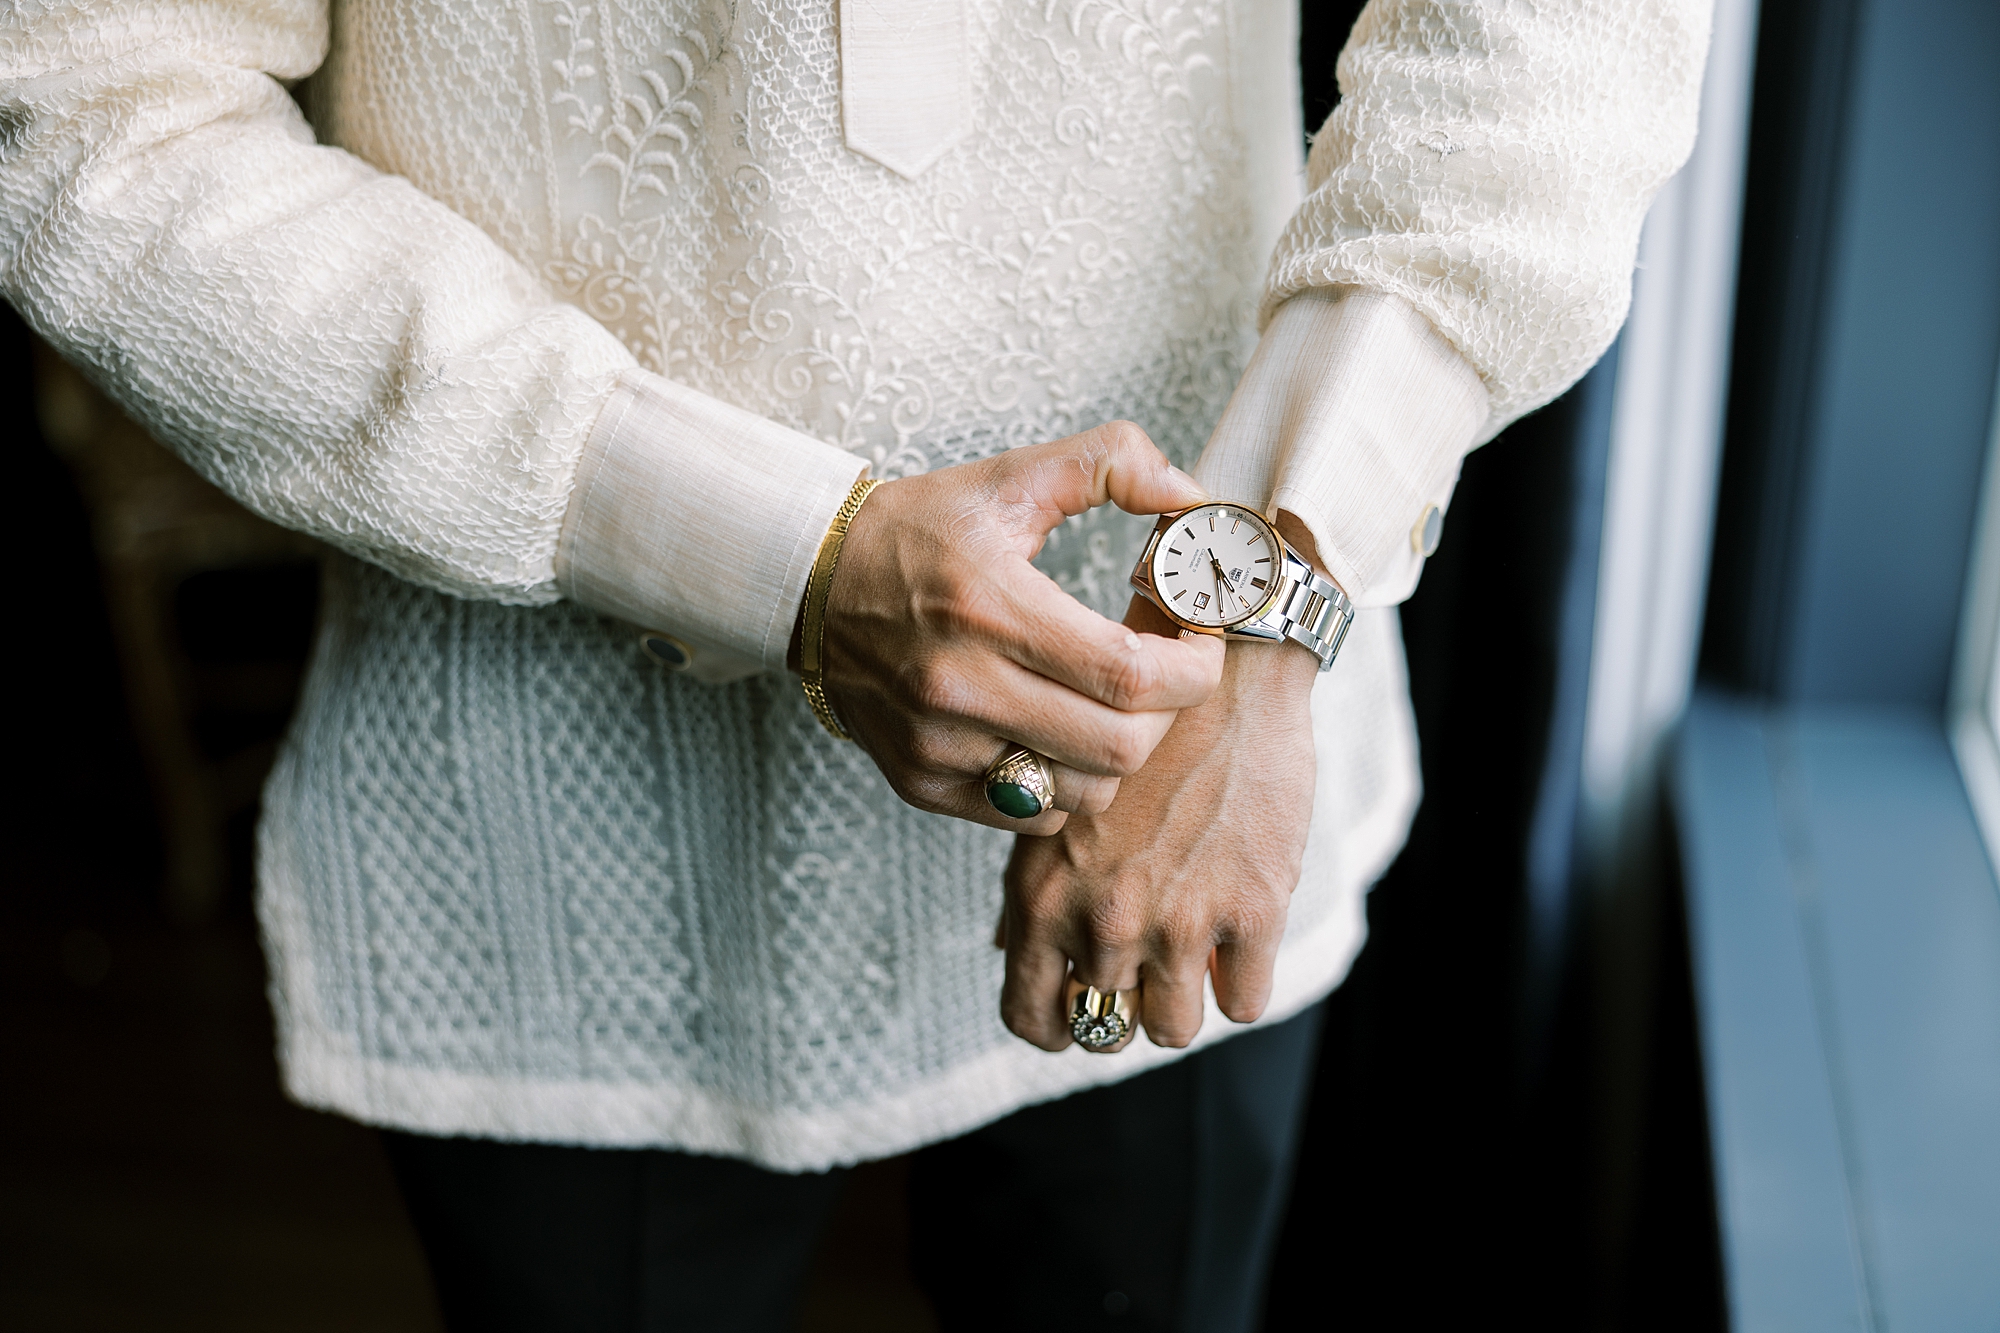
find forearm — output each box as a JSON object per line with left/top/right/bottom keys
{"left": 1126, "top": 594, "right": 1317, "bottom": 712}
{"left": 1195, "top": 0, "right": 1710, "bottom": 612}
{"left": 1, "top": 2, "right": 632, "bottom": 606}
{"left": 1270, "top": 0, "right": 1712, "bottom": 433}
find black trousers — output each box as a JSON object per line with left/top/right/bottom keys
{"left": 382, "top": 1002, "right": 1323, "bottom": 1333}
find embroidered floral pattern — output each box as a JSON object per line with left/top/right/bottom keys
{"left": 523, "top": 0, "right": 1251, "bottom": 500}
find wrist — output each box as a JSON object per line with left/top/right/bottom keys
{"left": 1123, "top": 592, "right": 1182, "bottom": 640}
{"left": 1122, "top": 594, "right": 1317, "bottom": 703}
{"left": 1221, "top": 635, "right": 1319, "bottom": 702}
{"left": 795, "top": 475, "right": 883, "bottom": 737}
{"left": 1274, "top": 511, "right": 1334, "bottom": 584}
{"left": 791, "top": 476, "right": 892, "bottom": 674}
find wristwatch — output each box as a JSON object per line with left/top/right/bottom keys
{"left": 1129, "top": 501, "right": 1355, "bottom": 672}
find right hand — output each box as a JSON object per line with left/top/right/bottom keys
{"left": 810, "top": 421, "right": 1226, "bottom": 833}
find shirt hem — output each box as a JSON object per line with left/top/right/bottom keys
{"left": 276, "top": 870, "right": 1379, "bottom": 1174}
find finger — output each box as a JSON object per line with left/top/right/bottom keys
{"left": 921, "top": 731, "right": 1120, "bottom": 815}
{"left": 994, "top": 564, "right": 1226, "bottom": 713}
{"left": 1211, "top": 930, "right": 1282, "bottom": 1025}
{"left": 1000, "top": 906, "right": 1075, "bottom": 1052}
{"left": 1063, "top": 894, "right": 1145, "bottom": 997}
{"left": 984, "top": 683, "right": 1175, "bottom": 779}
{"left": 1138, "top": 939, "right": 1211, "bottom": 1049}
{"left": 894, "top": 769, "right": 1072, "bottom": 834}
{"left": 1043, "top": 758, "right": 1119, "bottom": 816}
{"left": 899, "top": 651, "right": 1181, "bottom": 777}
{"left": 1060, "top": 764, "right": 1121, "bottom": 816}
{"left": 1063, "top": 974, "right": 1141, "bottom": 1054}
{"left": 986, "top": 420, "right": 1207, "bottom": 540}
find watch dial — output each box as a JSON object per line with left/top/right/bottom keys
{"left": 1149, "top": 504, "right": 1279, "bottom": 629}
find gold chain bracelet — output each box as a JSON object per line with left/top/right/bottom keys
{"left": 800, "top": 474, "right": 881, "bottom": 741}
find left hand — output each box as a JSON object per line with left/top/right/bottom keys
{"left": 998, "top": 592, "right": 1320, "bottom": 1050}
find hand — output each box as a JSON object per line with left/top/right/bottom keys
{"left": 998, "top": 593, "right": 1319, "bottom": 1049}
{"left": 809, "top": 422, "right": 1227, "bottom": 833}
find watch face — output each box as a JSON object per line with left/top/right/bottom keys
{"left": 1147, "top": 503, "right": 1281, "bottom": 630}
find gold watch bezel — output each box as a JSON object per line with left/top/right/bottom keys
{"left": 1132, "top": 502, "right": 1289, "bottom": 634}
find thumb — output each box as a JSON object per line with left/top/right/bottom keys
{"left": 992, "top": 421, "right": 1207, "bottom": 535}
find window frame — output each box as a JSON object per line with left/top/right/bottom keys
{"left": 1949, "top": 369, "right": 2000, "bottom": 873}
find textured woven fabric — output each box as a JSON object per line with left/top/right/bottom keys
{"left": 1, "top": 0, "right": 1707, "bottom": 1169}
{"left": 1267, "top": 0, "right": 1713, "bottom": 435}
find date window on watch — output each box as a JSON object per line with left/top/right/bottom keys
{"left": 1192, "top": 592, "right": 1211, "bottom": 611}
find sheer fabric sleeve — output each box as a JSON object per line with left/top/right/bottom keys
{"left": 0, "top": 2, "right": 861, "bottom": 671}
{"left": 1198, "top": 0, "right": 1711, "bottom": 606}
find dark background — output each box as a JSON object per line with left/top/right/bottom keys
{"left": 3, "top": 6, "right": 1742, "bottom": 1330}
{"left": 1263, "top": 7, "right": 1720, "bottom": 1328}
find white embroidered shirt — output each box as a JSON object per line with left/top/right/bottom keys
{"left": 0, "top": 0, "right": 1708, "bottom": 1169}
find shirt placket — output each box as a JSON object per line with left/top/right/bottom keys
{"left": 838, "top": 0, "right": 970, "bottom": 178}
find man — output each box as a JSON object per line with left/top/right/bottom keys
{"left": 1, "top": 1, "right": 1709, "bottom": 1327}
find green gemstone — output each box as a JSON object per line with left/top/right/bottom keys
{"left": 987, "top": 780, "right": 1043, "bottom": 819}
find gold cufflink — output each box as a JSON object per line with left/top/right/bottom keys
{"left": 1412, "top": 504, "right": 1444, "bottom": 557}
{"left": 637, "top": 631, "right": 692, "bottom": 670}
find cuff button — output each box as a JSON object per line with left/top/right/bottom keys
{"left": 638, "top": 631, "right": 692, "bottom": 670}
{"left": 1412, "top": 504, "right": 1444, "bottom": 558}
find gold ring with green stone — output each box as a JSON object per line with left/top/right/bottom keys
{"left": 984, "top": 745, "right": 1055, "bottom": 820}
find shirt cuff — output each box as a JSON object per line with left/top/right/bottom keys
{"left": 555, "top": 370, "right": 869, "bottom": 682}
{"left": 1192, "top": 289, "right": 1490, "bottom": 608}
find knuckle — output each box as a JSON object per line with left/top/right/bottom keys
{"left": 1000, "top": 999, "right": 1061, "bottom": 1050}
{"left": 1101, "top": 719, "right": 1155, "bottom": 777}
{"left": 938, "top": 570, "right": 1006, "bottom": 637}
{"left": 904, "top": 656, "right": 972, "bottom": 720}
{"left": 1100, "top": 419, "right": 1152, "bottom": 456}
{"left": 954, "top": 612, "right": 1010, "bottom": 660}
{"left": 1000, "top": 1004, "right": 1037, "bottom": 1043}
{"left": 905, "top": 726, "right": 958, "bottom": 774}
{"left": 1098, "top": 648, "right": 1159, "bottom": 713}
{"left": 1153, "top": 912, "right": 1212, "bottom": 962}
{"left": 895, "top": 769, "right": 957, "bottom": 813}
{"left": 1083, "top": 898, "right": 1143, "bottom": 955}
{"left": 1078, "top": 776, "right": 1120, "bottom": 815}
{"left": 1229, "top": 894, "right": 1289, "bottom": 943}
{"left": 1013, "top": 896, "right": 1063, "bottom": 943}
{"left": 907, "top": 563, "right": 973, "bottom": 631}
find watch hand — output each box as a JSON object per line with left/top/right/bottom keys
{"left": 1209, "top": 556, "right": 1243, "bottom": 611}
